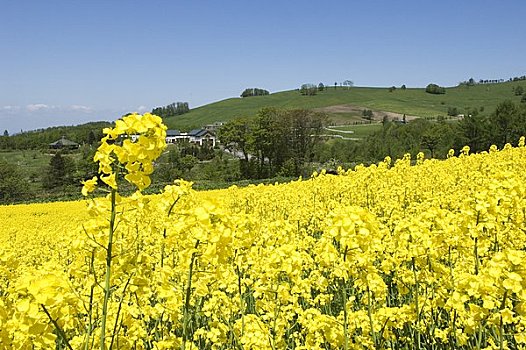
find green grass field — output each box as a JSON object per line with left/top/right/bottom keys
{"left": 0, "top": 150, "right": 53, "bottom": 194}
{"left": 327, "top": 123, "right": 384, "bottom": 139}
{"left": 0, "top": 150, "right": 84, "bottom": 194}
{"left": 323, "top": 112, "right": 364, "bottom": 124}
{"left": 165, "top": 81, "right": 525, "bottom": 131}
{"left": 0, "top": 150, "right": 83, "bottom": 170}
{"left": 0, "top": 150, "right": 51, "bottom": 172}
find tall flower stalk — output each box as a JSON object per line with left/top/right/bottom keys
{"left": 81, "top": 113, "right": 167, "bottom": 349}
{"left": 99, "top": 187, "right": 116, "bottom": 349}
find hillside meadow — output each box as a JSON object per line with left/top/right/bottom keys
{"left": 2, "top": 128, "right": 526, "bottom": 348}
{"left": 165, "top": 81, "right": 526, "bottom": 130}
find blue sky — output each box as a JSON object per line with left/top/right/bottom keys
{"left": 1, "top": 0, "right": 524, "bottom": 133}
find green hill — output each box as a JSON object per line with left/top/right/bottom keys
{"left": 164, "top": 81, "right": 526, "bottom": 130}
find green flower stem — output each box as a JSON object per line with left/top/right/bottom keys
{"left": 161, "top": 196, "right": 179, "bottom": 268}
{"left": 341, "top": 246, "right": 349, "bottom": 350}
{"left": 412, "top": 257, "right": 421, "bottom": 350}
{"left": 41, "top": 304, "right": 74, "bottom": 350}
{"left": 474, "top": 211, "right": 480, "bottom": 275}
{"left": 85, "top": 249, "right": 96, "bottom": 350}
{"left": 182, "top": 239, "right": 200, "bottom": 350}
{"left": 366, "top": 285, "right": 377, "bottom": 347}
{"left": 100, "top": 187, "right": 117, "bottom": 350}
{"left": 236, "top": 265, "right": 245, "bottom": 337}
{"left": 499, "top": 291, "right": 508, "bottom": 350}
{"left": 342, "top": 279, "right": 349, "bottom": 350}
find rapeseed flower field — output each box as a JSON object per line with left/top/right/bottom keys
{"left": 2, "top": 113, "right": 526, "bottom": 349}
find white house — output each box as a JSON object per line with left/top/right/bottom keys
{"left": 165, "top": 129, "right": 217, "bottom": 147}
{"left": 130, "top": 128, "right": 217, "bottom": 147}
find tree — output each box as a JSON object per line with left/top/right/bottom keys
{"left": 179, "top": 154, "right": 198, "bottom": 173}
{"left": 251, "top": 108, "right": 285, "bottom": 177}
{"left": 76, "top": 145, "right": 98, "bottom": 182}
{"left": 513, "top": 86, "right": 524, "bottom": 96}
{"left": 218, "top": 118, "right": 254, "bottom": 177}
{"left": 318, "top": 83, "right": 325, "bottom": 91}
{"left": 198, "top": 153, "right": 240, "bottom": 181}
{"left": 455, "top": 114, "right": 488, "bottom": 153}
{"left": 421, "top": 125, "right": 443, "bottom": 158}
{"left": 489, "top": 100, "right": 519, "bottom": 147}
{"left": 513, "top": 102, "right": 526, "bottom": 140}
{"left": 43, "top": 152, "right": 75, "bottom": 189}
{"left": 250, "top": 108, "right": 328, "bottom": 177}
{"left": 343, "top": 80, "right": 354, "bottom": 89}
{"left": 87, "top": 130, "right": 97, "bottom": 145}
{"left": 401, "top": 84, "right": 406, "bottom": 90}
{"left": 3, "top": 130, "right": 8, "bottom": 137}
{"left": 300, "top": 84, "right": 317, "bottom": 96}
{"left": 285, "top": 109, "right": 328, "bottom": 172}
{"left": 425, "top": 83, "right": 446, "bottom": 94}
{"left": 219, "top": 118, "right": 252, "bottom": 162}
{"left": 0, "top": 160, "right": 26, "bottom": 202}
{"left": 362, "top": 109, "right": 374, "bottom": 120}
{"left": 153, "top": 146, "right": 201, "bottom": 183}
{"left": 152, "top": 102, "right": 190, "bottom": 118}
{"left": 447, "top": 107, "right": 459, "bottom": 117}
{"left": 241, "top": 88, "right": 251, "bottom": 98}
{"left": 241, "top": 88, "right": 270, "bottom": 98}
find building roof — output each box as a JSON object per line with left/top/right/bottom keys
{"left": 49, "top": 136, "right": 79, "bottom": 147}
{"left": 166, "top": 129, "right": 215, "bottom": 138}
{"left": 166, "top": 129, "right": 181, "bottom": 137}
{"left": 188, "top": 129, "right": 212, "bottom": 137}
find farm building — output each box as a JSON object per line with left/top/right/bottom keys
{"left": 49, "top": 136, "right": 79, "bottom": 149}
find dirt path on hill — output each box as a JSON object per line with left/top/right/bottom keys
{"left": 314, "top": 104, "right": 420, "bottom": 122}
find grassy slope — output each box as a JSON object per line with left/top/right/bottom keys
{"left": 0, "top": 149, "right": 84, "bottom": 195}
{"left": 0, "top": 149, "right": 50, "bottom": 172}
{"left": 326, "top": 124, "right": 384, "bottom": 139}
{"left": 165, "top": 81, "right": 525, "bottom": 130}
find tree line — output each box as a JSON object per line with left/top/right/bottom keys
{"left": 240, "top": 88, "right": 269, "bottom": 98}
{"left": 219, "top": 108, "right": 328, "bottom": 178}
{"left": 459, "top": 76, "right": 526, "bottom": 86}
{"left": 338, "top": 99, "right": 526, "bottom": 163}
{"left": 0, "top": 122, "right": 109, "bottom": 150}
{"left": 300, "top": 80, "right": 355, "bottom": 95}
{"left": 151, "top": 102, "right": 190, "bottom": 118}
{"left": 217, "top": 100, "right": 526, "bottom": 179}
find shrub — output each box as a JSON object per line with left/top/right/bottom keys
{"left": 425, "top": 83, "right": 446, "bottom": 94}
{"left": 240, "top": 88, "right": 270, "bottom": 98}
{"left": 300, "top": 84, "right": 318, "bottom": 96}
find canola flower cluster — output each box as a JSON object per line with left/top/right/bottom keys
{"left": 1, "top": 114, "right": 526, "bottom": 349}
{"left": 83, "top": 112, "right": 167, "bottom": 193}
